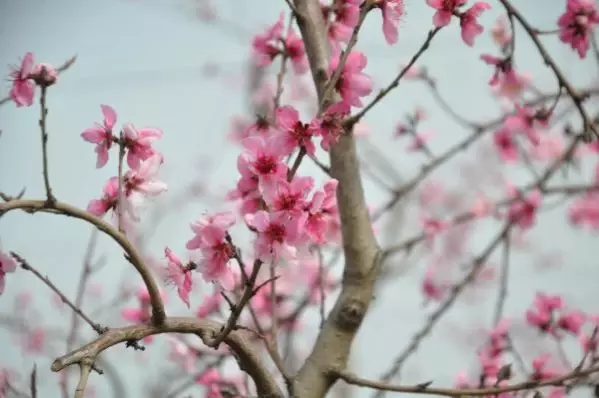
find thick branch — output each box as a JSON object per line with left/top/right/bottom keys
{"left": 51, "top": 317, "right": 283, "bottom": 398}
{"left": 0, "top": 199, "right": 166, "bottom": 325}
{"left": 292, "top": 1, "right": 381, "bottom": 397}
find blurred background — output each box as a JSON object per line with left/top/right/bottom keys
{"left": 1, "top": 0, "right": 598, "bottom": 396}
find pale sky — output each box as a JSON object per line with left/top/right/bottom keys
{"left": 1, "top": 0, "right": 598, "bottom": 397}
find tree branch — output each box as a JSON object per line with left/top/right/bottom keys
{"left": 0, "top": 198, "right": 166, "bottom": 325}
{"left": 51, "top": 317, "right": 284, "bottom": 398}
{"left": 291, "top": 0, "right": 382, "bottom": 396}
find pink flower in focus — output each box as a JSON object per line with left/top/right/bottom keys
{"left": 557, "top": 0, "right": 599, "bottom": 58}
{"left": 0, "top": 242, "right": 17, "bottom": 296}
{"left": 374, "top": 0, "right": 405, "bottom": 44}
{"left": 186, "top": 212, "right": 237, "bottom": 290}
{"left": 305, "top": 179, "right": 340, "bottom": 244}
{"left": 87, "top": 176, "right": 119, "bottom": 217}
{"left": 81, "top": 105, "right": 117, "bottom": 168}
{"left": 122, "top": 123, "right": 163, "bottom": 169}
{"left": 275, "top": 105, "right": 316, "bottom": 155}
{"left": 309, "top": 101, "right": 350, "bottom": 151}
{"left": 8, "top": 52, "right": 36, "bottom": 107}
{"left": 245, "top": 210, "right": 305, "bottom": 262}
{"left": 241, "top": 136, "right": 288, "bottom": 187}
{"left": 164, "top": 247, "right": 194, "bottom": 308}
{"left": 263, "top": 176, "right": 314, "bottom": 217}
{"left": 459, "top": 2, "right": 491, "bottom": 46}
{"left": 328, "top": 51, "right": 373, "bottom": 108}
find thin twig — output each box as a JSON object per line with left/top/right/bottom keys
{"left": 38, "top": 87, "right": 55, "bottom": 203}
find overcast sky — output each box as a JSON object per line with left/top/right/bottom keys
{"left": 1, "top": 0, "right": 598, "bottom": 397}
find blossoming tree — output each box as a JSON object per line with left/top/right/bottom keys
{"left": 1, "top": 0, "right": 599, "bottom": 397}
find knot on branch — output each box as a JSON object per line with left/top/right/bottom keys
{"left": 336, "top": 298, "right": 367, "bottom": 331}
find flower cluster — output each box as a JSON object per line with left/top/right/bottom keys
{"left": 82, "top": 106, "right": 167, "bottom": 222}
{"left": 8, "top": 52, "right": 58, "bottom": 107}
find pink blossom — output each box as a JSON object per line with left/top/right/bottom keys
{"left": 30, "top": 63, "right": 58, "bottom": 87}
{"left": 81, "top": 105, "right": 118, "bottom": 168}
{"left": 263, "top": 176, "right": 313, "bottom": 217}
{"left": 321, "top": 0, "right": 361, "bottom": 52}
{"left": 252, "top": 12, "right": 308, "bottom": 74}
{"left": 568, "top": 194, "right": 599, "bottom": 230}
{"left": 196, "top": 369, "right": 225, "bottom": 398}
{"left": 8, "top": 52, "right": 36, "bottom": 107}
{"left": 471, "top": 193, "right": 494, "bottom": 218}
{"left": 241, "top": 136, "right": 288, "bottom": 187}
{"left": 427, "top": 0, "right": 467, "bottom": 27}
{"left": 227, "top": 116, "right": 253, "bottom": 143}
{"left": 284, "top": 29, "right": 309, "bottom": 74}
{"left": 526, "top": 292, "right": 563, "bottom": 332}
{"left": 506, "top": 190, "right": 542, "bottom": 229}
{"left": 186, "top": 212, "right": 236, "bottom": 290}
{"left": 421, "top": 215, "right": 448, "bottom": 246}
{"left": 557, "top": 310, "right": 586, "bottom": 335}
{"left": 421, "top": 268, "right": 446, "bottom": 302}
{"left": 196, "top": 290, "right": 223, "bottom": 318}
{"left": 328, "top": 51, "right": 373, "bottom": 108}
{"left": 491, "top": 16, "right": 512, "bottom": 47}
{"left": 245, "top": 210, "right": 306, "bottom": 262}
{"left": 504, "top": 105, "right": 550, "bottom": 146}
{"left": 309, "top": 101, "right": 350, "bottom": 151}
{"left": 22, "top": 328, "right": 45, "bottom": 354}
{"left": 275, "top": 105, "right": 316, "bottom": 155}
{"left": 493, "top": 128, "right": 519, "bottom": 162}
{"left": 122, "top": 123, "right": 163, "bottom": 169}
{"left": 305, "top": 179, "right": 340, "bottom": 244}
{"left": 531, "top": 354, "right": 561, "bottom": 380}
{"left": 227, "top": 170, "right": 262, "bottom": 216}
{"left": 481, "top": 55, "right": 530, "bottom": 99}
{"left": 407, "top": 131, "right": 434, "bottom": 151}
{"left": 164, "top": 247, "right": 194, "bottom": 308}
{"left": 530, "top": 135, "right": 564, "bottom": 161}
{"left": 0, "top": 242, "right": 17, "bottom": 296}
{"left": 374, "top": 0, "right": 405, "bottom": 44}
{"left": 252, "top": 12, "right": 285, "bottom": 67}
{"left": 557, "top": 0, "right": 599, "bottom": 58}
{"left": 121, "top": 154, "right": 168, "bottom": 219}
{"left": 299, "top": 256, "right": 336, "bottom": 304}
{"left": 459, "top": 2, "right": 491, "bottom": 46}
{"left": 454, "top": 371, "right": 472, "bottom": 388}
{"left": 418, "top": 181, "right": 445, "bottom": 207}
{"left": 166, "top": 337, "right": 196, "bottom": 372}
{"left": 87, "top": 176, "right": 119, "bottom": 217}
